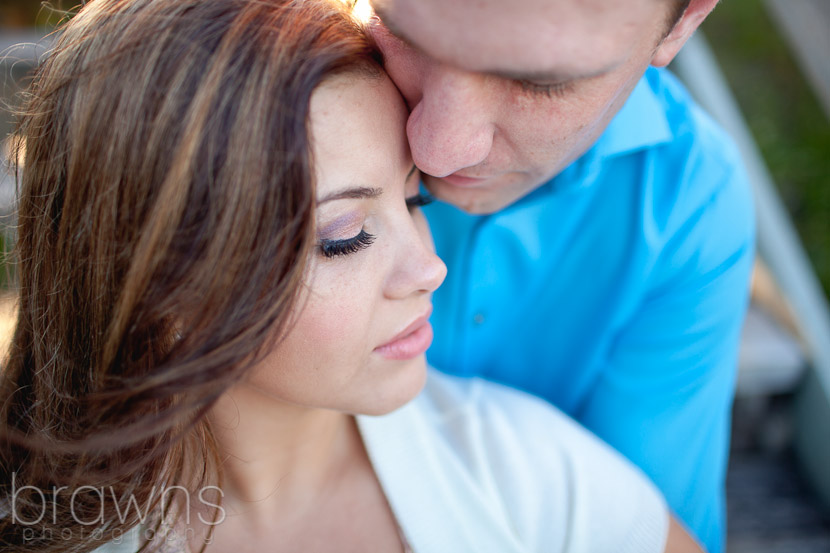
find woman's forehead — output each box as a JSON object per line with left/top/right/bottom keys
{"left": 309, "top": 74, "right": 410, "bottom": 197}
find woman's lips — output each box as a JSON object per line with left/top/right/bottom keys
{"left": 374, "top": 311, "right": 434, "bottom": 361}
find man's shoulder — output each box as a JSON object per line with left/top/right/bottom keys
{"left": 554, "top": 66, "right": 748, "bottom": 223}
{"left": 601, "top": 66, "right": 743, "bottom": 186}
{"left": 607, "top": 67, "right": 753, "bottom": 247}
{"left": 645, "top": 66, "right": 741, "bottom": 168}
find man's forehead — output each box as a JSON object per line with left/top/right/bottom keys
{"left": 371, "top": 0, "right": 666, "bottom": 77}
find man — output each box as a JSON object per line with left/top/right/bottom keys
{"left": 367, "top": 0, "right": 755, "bottom": 551}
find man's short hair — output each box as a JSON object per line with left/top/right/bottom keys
{"left": 668, "top": 0, "right": 693, "bottom": 29}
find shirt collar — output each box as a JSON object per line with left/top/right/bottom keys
{"left": 594, "top": 66, "right": 674, "bottom": 158}
{"left": 542, "top": 67, "right": 674, "bottom": 195}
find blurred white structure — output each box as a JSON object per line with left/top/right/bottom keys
{"left": 674, "top": 31, "right": 830, "bottom": 510}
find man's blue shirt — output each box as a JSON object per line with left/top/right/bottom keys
{"left": 425, "top": 66, "right": 755, "bottom": 553}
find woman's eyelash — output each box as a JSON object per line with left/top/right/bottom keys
{"left": 319, "top": 229, "right": 376, "bottom": 258}
{"left": 406, "top": 192, "right": 434, "bottom": 209}
{"left": 517, "top": 80, "right": 572, "bottom": 98}
{"left": 318, "top": 192, "right": 430, "bottom": 259}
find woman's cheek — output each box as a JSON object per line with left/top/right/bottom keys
{"left": 299, "top": 265, "right": 377, "bottom": 353}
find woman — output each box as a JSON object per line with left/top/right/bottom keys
{"left": 0, "top": 0, "right": 703, "bottom": 551}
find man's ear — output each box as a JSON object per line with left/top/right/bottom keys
{"left": 651, "top": 0, "right": 720, "bottom": 67}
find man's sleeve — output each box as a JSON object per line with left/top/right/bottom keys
{"left": 577, "top": 151, "right": 755, "bottom": 553}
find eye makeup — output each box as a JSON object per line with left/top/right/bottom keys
{"left": 315, "top": 169, "right": 431, "bottom": 260}
{"left": 320, "top": 229, "right": 376, "bottom": 258}
{"left": 316, "top": 209, "right": 372, "bottom": 258}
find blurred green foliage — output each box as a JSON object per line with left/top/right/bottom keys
{"left": 0, "top": 0, "right": 76, "bottom": 28}
{"left": 703, "top": 1, "right": 830, "bottom": 296}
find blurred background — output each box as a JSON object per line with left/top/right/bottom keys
{"left": 2, "top": 1, "right": 830, "bottom": 551}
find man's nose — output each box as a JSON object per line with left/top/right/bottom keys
{"left": 405, "top": 68, "right": 495, "bottom": 178}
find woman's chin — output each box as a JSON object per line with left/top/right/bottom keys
{"left": 358, "top": 356, "right": 428, "bottom": 417}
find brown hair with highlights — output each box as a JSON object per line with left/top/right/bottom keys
{"left": 0, "top": 0, "right": 381, "bottom": 550}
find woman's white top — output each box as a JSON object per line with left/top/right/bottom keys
{"left": 357, "top": 371, "right": 668, "bottom": 553}
{"left": 93, "top": 371, "right": 668, "bottom": 552}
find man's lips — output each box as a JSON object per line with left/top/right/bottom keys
{"left": 439, "top": 173, "right": 488, "bottom": 188}
{"left": 374, "top": 308, "right": 434, "bottom": 361}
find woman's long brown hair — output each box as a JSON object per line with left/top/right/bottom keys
{"left": 0, "top": 0, "right": 381, "bottom": 550}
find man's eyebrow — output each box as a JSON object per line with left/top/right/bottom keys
{"left": 405, "top": 164, "right": 417, "bottom": 182}
{"left": 317, "top": 186, "right": 383, "bottom": 205}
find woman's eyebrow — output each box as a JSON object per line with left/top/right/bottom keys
{"left": 406, "top": 164, "right": 417, "bottom": 182}
{"left": 317, "top": 186, "right": 383, "bottom": 205}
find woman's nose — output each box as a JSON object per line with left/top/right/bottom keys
{"left": 405, "top": 68, "right": 495, "bottom": 178}
{"left": 384, "top": 218, "right": 447, "bottom": 299}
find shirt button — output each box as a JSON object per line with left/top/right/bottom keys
{"left": 473, "top": 313, "right": 486, "bottom": 325}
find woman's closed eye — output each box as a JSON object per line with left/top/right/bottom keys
{"left": 319, "top": 229, "right": 376, "bottom": 258}
{"left": 318, "top": 188, "right": 432, "bottom": 259}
